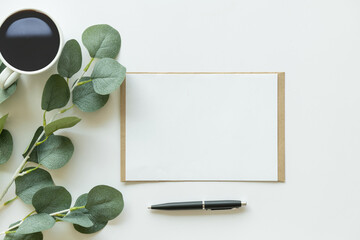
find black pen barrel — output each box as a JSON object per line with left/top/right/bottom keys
{"left": 150, "top": 201, "right": 203, "bottom": 210}
{"left": 204, "top": 200, "right": 242, "bottom": 210}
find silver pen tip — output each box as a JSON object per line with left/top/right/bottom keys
{"left": 148, "top": 206, "right": 152, "bottom": 209}
{"left": 242, "top": 201, "right": 247, "bottom": 206}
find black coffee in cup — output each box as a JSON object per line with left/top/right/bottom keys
{"left": 0, "top": 10, "right": 60, "bottom": 71}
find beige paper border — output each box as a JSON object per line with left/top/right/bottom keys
{"left": 120, "top": 72, "right": 285, "bottom": 182}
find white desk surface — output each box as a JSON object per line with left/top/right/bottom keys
{"left": 1, "top": 0, "right": 360, "bottom": 239}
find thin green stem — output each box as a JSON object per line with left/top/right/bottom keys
{"left": 84, "top": 58, "right": 94, "bottom": 72}
{"left": 67, "top": 78, "right": 69, "bottom": 84}
{"left": 35, "top": 136, "right": 48, "bottom": 146}
{"left": 5, "top": 231, "right": 16, "bottom": 234}
{"left": 3, "top": 196, "right": 18, "bottom": 206}
{"left": 18, "top": 164, "right": 41, "bottom": 177}
{"left": 43, "top": 111, "right": 47, "bottom": 127}
{"left": 76, "top": 79, "right": 92, "bottom": 86}
{"left": 71, "top": 58, "right": 94, "bottom": 91}
{"left": 70, "top": 206, "right": 85, "bottom": 211}
{"left": 55, "top": 213, "right": 66, "bottom": 217}
{"left": 60, "top": 104, "right": 75, "bottom": 114}
{"left": 23, "top": 210, "right": 36, "bottom": 221}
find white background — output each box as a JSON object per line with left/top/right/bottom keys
{"left": 1, "top": 0, "right": 360, "bottom": 239}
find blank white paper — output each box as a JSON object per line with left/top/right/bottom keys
{"left": 125, "top": 73, "right": 278, "bottom": 181}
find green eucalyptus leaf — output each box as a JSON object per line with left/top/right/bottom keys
{"left": 0, "top": 81, "right": 17, "bottom": 104}
{"left": 15, "top": 167, "right": 54, "bottom": 204}
{"left": 37, "top": 135, "right": 74, "bottom": 169}
{"left": 28, "top": 148, "right": 39, "bottom": 163}
{"left": 74, "top": 194, "right": 88, "bottom": 208}
{"left": 59, "top": 212, "right": 93, "bottom": 227}
{"left": 91, "top": 58, "right": 126, "bottom": 95}
{"left": 4, "top": 231, "right": 43, "bottom": 240}
{"left": 23, "top": 126, "right": 43, "bottom": 158}
{"left": 41, "top": 75, "right": 70, "bottom": 111}
{"left": 32, "top": 186, "right": 71, "bottom": 214}
{"left": 44, "top": 117, "right": 81, "bottom": 136}
{"left": 72, "top": 193, "right": 108, "bottom": 234}
{"left": 0, "top": 129, "right": 13, "bottom": 164}
{"left": 0, "top": 59, "right": 5, "bottom": 72}
{"left": 0, "top": 61, "right": 17, "bottom": 104}
{"left": 72, "top": 194, "right": 88, "bottom": 214}
{"left": 28, "top": 133, "right": 48, "bottom": 163}
{"left": 82, "top": 24, "right": 121, "bottom": 59}
{"left": 57, "top": 39, "right": 82, "bottom": 78}
{"left": 73, "top": 214, "right": 107, "bottom": 234}
{"left": 72, "top": 77, "right": 109, "bottom": 112}
{"left": 0, "top": 113, "right": 8, "bottom": 134}
{"left": 16, "top": 214, "right": 55, "bottom": 234}
{"left": 85, "top": 185, "right": 124, "bottom": 222}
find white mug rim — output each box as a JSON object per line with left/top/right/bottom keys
{"left": 0, "top": 8, "right": 63, "bottom": 75}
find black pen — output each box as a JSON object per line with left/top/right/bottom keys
{"left": 148, "top": 200, "right": 247, "bottom": 211}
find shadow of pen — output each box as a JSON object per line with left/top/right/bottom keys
{"left": 148, "top": 207, "right": 246, "bottom": 217}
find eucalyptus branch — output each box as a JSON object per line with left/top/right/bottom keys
{"left": 0, "top": 221, "right": 22, "bottom": 235}
{"left": 0, "top": 210, "right": 35, "bottom": 235}
{"left": 50, "top": 205, "right": 85, "bottom": 217}
{"left": 0, "top": 156, "right": 30, "bottom": 203}
{"left": 0, "top": 24, "right": 126, "bottom": 238}
{"left": 0, "top": 77, "right": 79, "bottom": 204}
{"left": 0, "top": 206, "right": 85, "bottom": 235}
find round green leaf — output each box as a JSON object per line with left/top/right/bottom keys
{"left": 41, "top": 75, "right": 70, "bottom": 111}
{"left": 74, "top": 193, "right": 88, "bottom": 208}
{"left": 73, "top": 213, "right": 107, "bottom": 234}
{"left": 0, "top": 113, "right": 8, "bottom": 134}
{"left": 73, "top": 77, "right": 109, "bottom": 112}
{"left": 15, "top": 168, "right": 54, "bottom": 204}
{"left": 23, "top": 126, "right": 43, "bottom": 158}
{"left": 82, "top": 24, "right": 121, "bottom": 59}
{"left": 57, "top": 39, "right": 82, "bottom": 78}
{"left": 91, "top": 58, "right": 126, "bottom": 95}
{"left": 59, "top": 212, "right": 93, "bottom": 227}
{"left": 32, "top": 186, "right": 71, "bottom": 214}
{"left": 16, "top": 214, "right": 55, "bottom": 234}
{"left": 44, "top": 117, "right": 81, "bottom": 136}
{"left": 72, "top": 193, "right": 107, "bottom": 234}
{"left": 28, "top": 133, "right": 48, "bottom": 164}
{"left": 37, "top": 135, "right": 74, "bottom": 169}
{"left": 4, "top": 231, "right": 43, "bottom": 240}
{"left": 85, "top": 185, "right": 124, "bottom": 222}
{"left": 0, "top": 129, "right": 13, "bottom": 164}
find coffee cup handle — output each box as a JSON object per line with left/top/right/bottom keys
{"left": 0, "top": 67, "right": 20, "bottom": 89}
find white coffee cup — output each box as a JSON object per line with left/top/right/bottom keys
{"left": 0, "top": 9, "right": 63, "bottom": 89}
